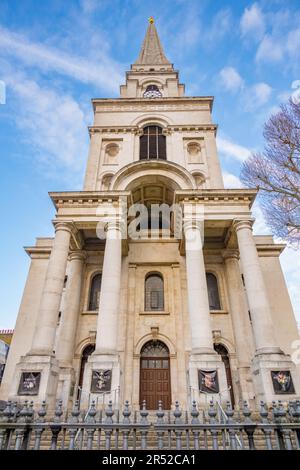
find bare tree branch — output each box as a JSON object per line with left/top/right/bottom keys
{"left": 241, "top": 99, "right": 300, "bottom": 246}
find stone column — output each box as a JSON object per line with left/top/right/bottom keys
{"left": 233, "top": 220, "right": 281, "bottom": 355}
{"left": 183, "top": 206, "right": 229, "bottom": 405}
{"left": 184, "top": 219, "right": 214, "bottom": 354}
{"left": 233, "top": 219, "right": 299, "bottom": 403}
{"left": 30, "top": 221, "right": 74, "bottom": 356}
{"left": 56, "top": 251, "right": 86, "bottom": 366}
{"left": 223, "top": 250, "right": 255, "bottom": 401}
{"left": 84, "top": 219, "right": 123, "bottom": 407}
{"left": 95, "top": 220, "right": 122, "bottom": 354}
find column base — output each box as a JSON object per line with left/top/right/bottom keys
{"left": 80, "top": 353, "right": 121, "bottom": 409}
{"left": 56, "top": 366, "right": 75, "bottom": 410}
{"left": 9, "top": 354, "right": 59, "bottom": 409}
{"left": 252, "top": 352, "right": 300, "bottom": 405}
{"left": 188, "top": 352, "right": 230, "bottom": 406}
{"left": 236, "top": 365, "right": 256, "bottom": 405}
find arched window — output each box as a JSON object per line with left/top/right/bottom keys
{"left": 140, "top": 126, "right": 166, "bottom": 161}
{"left": 141, "top": 340, "right": 169, "bottom": 357}
{"left": 88, "top": 273, "right": 102, "bottom": 311}
{"left": 145, "top": 273, "right": 164, "bottom": 311}
{"left": 206, "top": 273, "right": 221, "bottom": 310}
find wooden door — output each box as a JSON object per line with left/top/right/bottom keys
{"left": 140, "top": 357, "right": 171, "bottom": 410}
{"left": 139, "top": 340, "right": 171, "bottom": 410}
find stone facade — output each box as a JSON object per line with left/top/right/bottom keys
{"left": 1, "top": 20, "right": 299, "bottom": 409}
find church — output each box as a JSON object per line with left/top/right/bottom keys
{"left": 1, "top": 18, "right": 299, "bottom": 411}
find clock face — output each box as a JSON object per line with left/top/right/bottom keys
{"left": 143, "top": 85, "right": 162, "bottom": 98}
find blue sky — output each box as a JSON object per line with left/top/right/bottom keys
{"left": 0, "top": 0, "right": 299, "bottom": 328}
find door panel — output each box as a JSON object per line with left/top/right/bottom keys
{"left": 140, "top": 358, "right": 171, "bottom": 409}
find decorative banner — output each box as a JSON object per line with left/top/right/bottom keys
{"left": 91, "top": 369, "right": 112, "bottom": 393}
{"left": 18, "top": 372, "right": 41, "bottom": 395}
{"left": 199, "top": 369, "right": 219, "bottom": 394}
{"left": 271, "top": 371, "right": 295, "bottom": 394}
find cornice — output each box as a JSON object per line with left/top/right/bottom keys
{"left": 174, "top": 189, "right": 257, "bottom": 207}
{"left": 92, "top": 96, "right": 214, "bottom": 104}
{"left": 49, "top": 191, "right": 131, "bottom": 210}
{"left": 24, "top": 246, "right": 52, "bottom": 259}
{"left": 255, "top": 243, "right": 286, "bottom": 256}
{"left": 92, "top": 96, "right": 214, "bottom": 113}
{"left": 88, "top": 124, "right": 217, "bottom": 136}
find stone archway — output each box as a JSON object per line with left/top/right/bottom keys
{"left": 77, "top": 344, "right": 95, "bottom": 400}
{"left": 214, "top": 343, "right": 235, "bottom": 407}
{"left": 139, "top": 340, "right": 171, "bottom": 410}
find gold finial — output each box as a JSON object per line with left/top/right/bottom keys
{"left": 149, "top": 16, "right": 154, "bottom": 24}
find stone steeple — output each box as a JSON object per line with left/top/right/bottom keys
{"left": 121, "top": 17, "right": 183, "bottom": 98}
{"left": 134, "top": 17, "right": 172, "bottom": 67}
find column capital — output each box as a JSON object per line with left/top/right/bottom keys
{"left": 104, "top": 219, "right": 126, "bottom": 240}
{"left": 183, "top": 218, "right": 203, "bottom": 232}
{"left": 222, "top": 249, "right": 240, "bottom": 261}
{"left": 233, "top": 218, "right": 254, "bottom": 233}
{"left": 68, "top": 250, "right": 87, "bottom": 262}
{"left": 52, "top": 220, "right": 75, "bottom": 235}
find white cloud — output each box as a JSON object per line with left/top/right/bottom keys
{"left": 240, "top": 81, "right": 272, "bottom": 111}
{"left": 217, "top": 136, "right": 252, "bottom": 162}
{"left": 219, "top": 67, "right": 244, "bottom": 92}
{"left": 256, "top": 35, "right": 284, "bottom": 63}
{"left": 279, "top": 246, "right": 300, "bottom": 323}
{"left": 0, "top": 25, "right": 123, "bottom": 93}
{"left": 240, "top": 3, "right": 265, "bottom": 39}
{"left": 80, "top": 0, "right": 100, "bottom": 14}
{"left": 252, "top": 202, "right": 300, "bottom": 323}
{"left": 252, "top": 202, "right": 271, "bottom": 234}
{"left": 253, "top": 82, "right": 272, "bottom": 105}
{"left": 4, "top": 71, "right": 89, "bottom": 179}
{"left": 223, "top": 172, "right": 243, "bottom": 188}
{"left": 287, "top": 27, "right": 300, "bottom": 58}
{"left": 205, "top": 8, "right": 232, "bottom": 44}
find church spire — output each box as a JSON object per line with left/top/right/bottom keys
{"left": 134, "top": 17, "right": 172, "bottom": 67}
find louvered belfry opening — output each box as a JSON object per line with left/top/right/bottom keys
{"left": 140, "top": 126, "right": 166, "bottom": 160}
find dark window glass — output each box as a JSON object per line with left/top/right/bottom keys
{"left": 206, "top": 273, "right": 221, "bottom": 310}
{"left": 88, "top": 273, "right": 102, "bottom": 311}
{"left": 139, "top": 126, "right": 166, "bottom": 160}
{"left": 145, "top": 273, "right": 164, "bottom": 311}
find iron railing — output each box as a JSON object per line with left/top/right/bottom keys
{"left": 0, "top": 399, "right": 300, "bottom": 450}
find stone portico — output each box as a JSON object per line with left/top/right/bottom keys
{"left": 1, "top": 19, "right": 299, "bottom": 410}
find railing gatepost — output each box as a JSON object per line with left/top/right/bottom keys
{"left": 191, "top": 400, "right": 200, "bottom": 450}
{"left": 86, "top": 400, "right": 97, "bottom": 450}
{"left": 208, "top": 399, "right": 218, "bottom": 450}
{"left": 260, "top": 401, "right": 272, "bottom": 450}
{"left": 156, "top": 401, "right": 165, "bottom": 450}
{"left": 242, "top": 401, "right": 256, "bottom": 450}
{"left": 140, "top": 400, "right": 148, "bottom": 450}
{"left": 50, "top": 400, "right": 63, "bottom": 450}
{"left": 33, "top": 401, "right": 47, "bottom": 450}
{"left": 173, "top": 401, "right": 183, "bottom": 450}
{"left": 104, "top": 400, "right": 114, "bottom": 450}
{"left": 121, "top": 401, "right": 131, "bottom": 450}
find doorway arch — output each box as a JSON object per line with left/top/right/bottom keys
{"left": 140, "top": 340, "right": 171, "bottom": 410}
{"left": 214, "top": 343, "right": 235, "bottom": 407}
{"left": 77, "top": 344, "right": 95, "bottom": 400}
